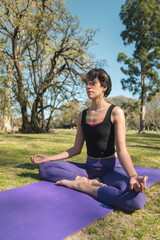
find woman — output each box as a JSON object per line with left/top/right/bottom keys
{"left": 30, "top": 68, "right": 148, "bottom": 211}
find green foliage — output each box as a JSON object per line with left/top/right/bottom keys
{"left": 145, "top": 93, "right": 160, "bottom": 130}
{"left": 118, "top": 0, "right": 160, "bottom": 132}
{"left": 52, "top": 99, "right": 82, "bottom": 128}
{"left": 106, "top": 96, "right": 140, "bottom": 130}
{"left": 118, "top": 0, "right": 160, "bottom": 99}
{"left": 0, "top": 0, "right": 96, "bottom": 132}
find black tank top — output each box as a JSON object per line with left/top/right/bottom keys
{"left": 81, "top": 104, "right": 116, "bottom": 158}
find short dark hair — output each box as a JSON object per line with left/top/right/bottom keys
{"left": 82, "top": 68, "right": 112, "bottom": 97}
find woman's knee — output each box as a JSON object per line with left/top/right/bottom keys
{"left": 125, "top": 192, "right": 146, "bottom": 212}
{"left": 39, "top": 162, "right": 48, "bottom": 178}
{"left": 39, "top": 161, "right": 58, "bottom": 178}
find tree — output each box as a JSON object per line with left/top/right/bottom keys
{"left": 107, "top": 96, "right": 140, "bottom": 130}
{"left": 0, "top": 40, "right": 14, "bottom": 132}
{"left": 0, "top": 0, "right": 96, "bottom": 132}
{"left": 50, "top": 99, "right": 82, "bottom": 129}
{"left": 145, "top": 93, "right": 160, "bottom": 131}
{"left": 0, "top": 73, "right": 5, "bottom": 121}
{"left": 117, "top": 0, "right": 160, "bottom": 133}
{"left": 61, "top": 99, "right": 82, "bottom": 128}
{"left": 0, "top": 62, "right": 13, "bottom": 132}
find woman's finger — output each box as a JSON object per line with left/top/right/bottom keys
{"left": 30, "top": 156, "right": 36, "bottom": 164}
{"left": 134, "top": 182, "right": 140, "bottom": 192}
{"left": 34, "top": 154, "right": 43, "bottom": 158}
{"left": 129, "top": 183, "right": 133, "bottom": 190}
{"left": 140, "top": 183, "right": 143, "bottom": 192}
{"left": 142, "top": 176, "right": 148, "bottom": 190}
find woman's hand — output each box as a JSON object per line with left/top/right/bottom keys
{"left": 130, "top": 175, "right": 148, "bottom": 192}
{"left": 30, "top": 154, "right": 49, "bottom": 164}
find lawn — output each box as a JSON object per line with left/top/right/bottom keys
{"left": 0, "top": 130, "right": 160, "bottom": 240}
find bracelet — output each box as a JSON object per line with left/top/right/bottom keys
{"left": 129, "top": 174, "right": 138, "bottom": 179}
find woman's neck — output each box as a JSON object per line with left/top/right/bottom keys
{"left": 91, "top": 98, "right": 108, "bottom": 111}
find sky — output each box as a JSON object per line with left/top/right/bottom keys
{"left": 66, "top": 0, "right": 137, "bottom": 100}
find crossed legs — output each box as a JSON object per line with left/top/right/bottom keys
{"left": 39, "top": 161, "right": 146, "bottom": 211}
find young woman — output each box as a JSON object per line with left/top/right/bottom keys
{"left": 30, "top": 68, "right": 148, "bottom": 211}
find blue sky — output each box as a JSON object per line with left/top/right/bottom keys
{"left": 66, "top": 0, "right": 137, "bottom": 99}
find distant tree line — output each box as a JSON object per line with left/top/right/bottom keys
{"left": 108, "top": 95, "right": 160, "bottom": 131}
{"left": 49, "top": 94, "right": 160, "bottom": 131}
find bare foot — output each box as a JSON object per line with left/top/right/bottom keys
{"left": 75, "top": 176, "right": 106, "bottom": 187}
{"left": 88, "top": 179, "right": 106, "bottom": 187}
{"left": 56, "top": 176, "right": 89, "bottom": 191}
{"left": 56, "top": 176, "right": 106, "bottom": 198}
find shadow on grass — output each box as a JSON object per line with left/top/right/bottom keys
{"left": 17, "top": 172, "right": 43, "bottom": 181}
{"left": 1, "top": 132, "right": 75, "bottom": 140}
{"left": 127, "top": 133, "right": 160, "bottom": 140}
{"left": 16, "top": 163, "right": 40, "bottom": 170}
{"left": 15, "top": 163, "right": 42, "bottom": 181}
{"left": 127, "top": 145, "right": 160, "bottom": 150}
{"left": 115, "top": 208, "right": 135, "bottom": 215}
{"left": 127, "top": 132, "right": 160, "bottom": 137}
{"left": 139, "top": 133, "right": 160, "bottom": 138}
{"left": 3, "top": 135, "right": 74, "bottom": 144}
{"left": 98, "top": 203, "right": 134, "bottom": 215}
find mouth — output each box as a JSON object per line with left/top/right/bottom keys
{"left": 87, "top": 91, "right": 93, "bottom": 94}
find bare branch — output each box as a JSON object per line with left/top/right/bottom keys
{"left": 0, "top": 18, "right": 12, "bottom": 36}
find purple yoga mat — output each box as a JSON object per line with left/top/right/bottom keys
{"left": 0, "top": 166, "right": 160, "bottom": 240}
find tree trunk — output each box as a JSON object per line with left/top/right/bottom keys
{"left": 1, "top": 115, "right": 12, "bottom": 132}
{"left": 41, "top": 95, "right": 46, "bottom": 132}
{"left": 30, "top": 99, "right": 41, "bottom": 132}
{"left": 21, "top": 106, "right": 30, "bottom": 132}
{"left": 0, "top": 63, "right": 13, "bottom": 132}
{"left": 139, "top": 71, "right": 146, "bottom": 133}
{"left": 30, "top": 93, "right": 45, "bottom": 133}
{"left": 46, "top": 109, "right": 53, "bottom": 132}
{"left": 1, "top": 80, "right": 12, "bottom": 132}
{"left": 14, "top": 60, "right": 29, "bottom": 132}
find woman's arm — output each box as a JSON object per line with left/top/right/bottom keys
{"left": 112, "top": 106, "right": 148, "bottom": 192}
{"left": 30, "top": 112, "right": 84, "bottom": 164}
{"left": 112, "top": 106, "right": 137, "bottom": 177}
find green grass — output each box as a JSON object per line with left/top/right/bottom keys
{"left": 0, "top": 130, "right": 160, "bottom": 240}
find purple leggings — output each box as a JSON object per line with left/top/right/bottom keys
{"left": 39, "top": 157, "right": 146, "bottom": 211}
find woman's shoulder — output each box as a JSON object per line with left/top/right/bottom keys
{"left": 111, "top": 105, "right": 125, "bottom": 123}
{"left": 78, "top": 111, "right": 83, "bottom": 120}
{"left": 112, "top": 105, "right": 123, "bottom": 114}
{"left": 77, "top": 109, "right": 88, "bottom": 125}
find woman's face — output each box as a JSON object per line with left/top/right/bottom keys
{"left": 86, "top": 78, "right": 107, "bottom": 100}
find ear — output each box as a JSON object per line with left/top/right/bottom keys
{"left": 102, "top": 86, "right": 107, "bottom": 92}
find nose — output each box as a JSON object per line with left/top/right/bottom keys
{"left": 86, "top": 83, "right": 92, "bottom": 89}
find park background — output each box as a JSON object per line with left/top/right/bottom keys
{"left": 0, "top": 0, "right": 159, "bottom": 133}
{"left": 0, "top": 1, "right": 160, "bottom": 239}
